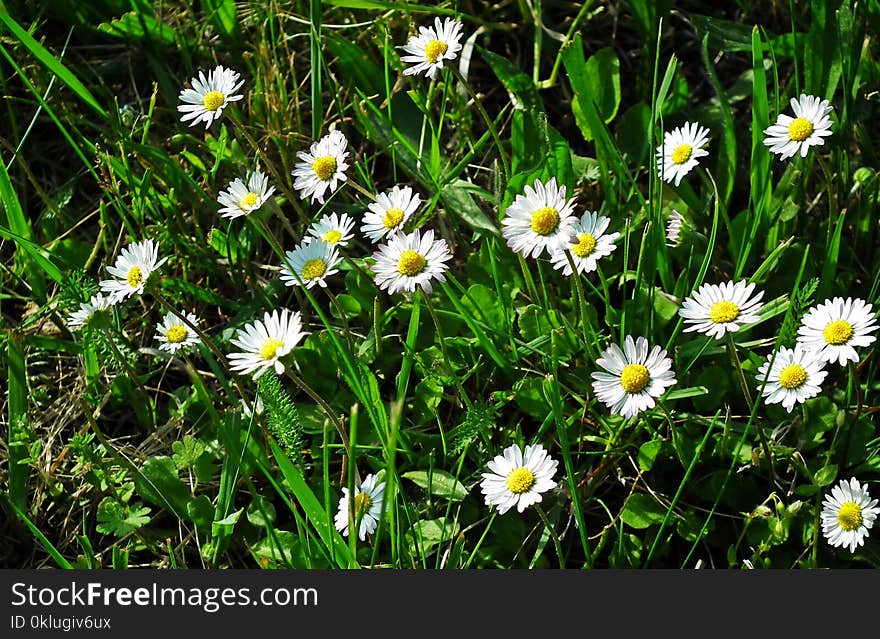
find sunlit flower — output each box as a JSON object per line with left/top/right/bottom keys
{"left": 796, "top": 297, "right": 878, "bottom": 366}
{"left": 99, "top": 239, "right": 168, "bottom": 304}
{"left": 227, "top": 309, "right": 308, "bottom": 379}
{"left": 177, "top": 65, "right": 244, "bottom": 128}
{"left": 361, "top": 185, "right": 420, "bottom": 243}
{"left": 292, "top": 130, "right": 349, "bottom": 204}
{"left": 155, "top": 311, "right": 201, "bottom": 354}
{"left": 821, "top": 477, "right": 879, "bottom": 554}
{"left": 280, "top": 240, "right": 341, "bottom": 289}
{"left": 656, "top": 122, "right": 710, "bottom": 186}
{"left": 549, "top": 211, "right": 620, "bottom": 276}
{"left": 67, "top": 293, "right": 113, "bottom": 329}
{"left": 480, "top": 443, "right": 558, "bottom": 515}
{"left": 763, "top": 94, "right": 833, "bottom": 160}
{"left": 501, "top": 177, "right": 578, "bottom": 260}
{"left": 591, "top": 336, "right": 677, "bottom": 419}
{"left": 678, "top": 281, "right": 765, "bottom": 340}
{"left": 217, "top": 169, "right": 275, "bottom": 219}
{"left": 756, "top": 344, "right": 827, "bottom": 412}
{"left": 371, "top": 229, "right": 452, "bottom": 295}
{"left": 401, "top": 17, "right": 464, "bottom": 80}
{"left": 304, "top": 212, "right": 356, "bottom": 247}
{"left": 334, "top": 473, "right": 385, "bottom": 541}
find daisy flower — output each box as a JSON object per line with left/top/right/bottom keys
{"left": 656, "top": 122, "right": 710, "bottom": 186}
{"left": 227, "top": 309, "right": 308, "bottom": 380}
{"left": 666, "top": 210, "right": 684, "bottom": 247}
{"left": 549, "top": 211, "right": 620, "bottom": 276}
{"left": 291, "top": 130, "right": 349, "bottom": 204}
{"left": 401, "top": 17, "right": 464, "bottom": 81}
{"left": 763, "top": 94, "right": 833, "bottom": 160}
{"left": 361, "top": 185, "right": 421, "bottom": 243}
{"left": 756, "top": 344, "right": 828, "bottom": 412}
{"left": 796, "top": 297, "right": 878, "bottom": 366}
{"left": 67, "top": 293, "right": 113, "bottom": 329}
{"left": 155, "top": 311, "right": 201, "bottom": 354}
{"left": 371, "top": 229, "right": 452, "bottom": 295}
{"left": 279, "top": 240, "right": 341, "bottom": 289}
{"left": 334, "top": 473, "right": 385, "bottom": 541}
{"left": 821, "top": 477, "right": 879, "bottom": 554}
{"left": 99, "top": 239, "right": 168, "bottom": 304}
{"left": 501, "top": 177, "right": 579, "bottom": 260}
{"left": 480, "top": 443, "right": 558, "bottom": 515}
{"left": 304, "top": 212, "right": 356, "bottom": 247}
{"left": 678, "top": 281, "right": 765, "bottom": 340}
{"left": 177, "top": 65, "right": 244, "bottom": 128}
{"left": 591, "top": 336, "right": 677, "bottom": 419}
{"left": 217, "top": 169, "right": 276, "bottom": 219}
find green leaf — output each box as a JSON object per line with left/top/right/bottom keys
{"left": 621, "top": 493, "right": 667, "bottom": 529}
{"left": 439, "top": 180, "right": 499, "bottom": 236}
{"left": 562, "top": 41, "right": 621, "bottom": 141}
{"left": 638, "top": 440, "right": 663, "bottom": 472}
{"left": 172, "top": 435, "right": 207, "bottom": 470}
{"left": 403, "top": 470, "right": 468, "bottom": 502}
{"left": 814, "top": 464, "right": 838, "bottom": 487}
{"left": 134, "top": 456, "right": 190, "bottom": 519}
{"left": 96, "top": 498, "right": 151, "bottom": 537}
{"left": 405, "top": 518, "right": 461, "bottom": 556}
{"left": 97, "top": 12, "right": 178, "bottom": 45}
{"left": 247, "top": 496, "right": 278, "bottom": 528}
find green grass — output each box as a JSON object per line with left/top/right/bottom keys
{"left": 0, "top": 1, "right": 879, "bottom": 570}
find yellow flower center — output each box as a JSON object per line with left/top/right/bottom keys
{"left": 620, "top": 364, "right": 650, "bottom": 393}
{"left": 778, "top": 363, "right": 807, "bottom": 389}
{"left": 823, "top": 319, "right": 853, "bottom": 345}
{"left": 353, "top": 491, "right": 373, "bottom": 518}
{"left": 202, "top": 91, "right": 225, "bottom": 112}
{"left": 239, "top": 192, "right": 259, "bottom": 210}
{"left": 126, "top": 266, "right": 144, "bottom": 289}
{"left": 383, "top": 207, "right": 405, "bottom": 229}
{"left": 397, "top": 249, "right": 427, "bottom": 276}
{"left": 788, "top": 117, "right": 814, "bottom": 142}
{"left": 322, "top": 230, "right": 343, "bottom": 244}
{"left": 506, "top": 467, "right": 536, "bottom": 495}
{"left": 571, "top": 233, "right": 597, "bottom": 258}
{"left": 709, "top": 300, "right": 740, "bottom": 324}
{"left": 424, "top": 39, "right": 448, "bottom": 64}
{"left": 530, "top": 206, "right": 560, "bottom": 236}
{"left": 166, "top": 325, "right": 188, "bottom": 344}
{"left": 671, "top": 143, "right": 693, "bottom": 165}
{"left": 260, "top": 337, "right": 284, "bottom": 361}
{"left": 837, "top": 502, "right": 863, "bottom": 532}
{"left": 301, "top": 258, "right": 328, "bottom": 281}
{"left": 312, "top": 156, "right": 337, "bottom": 181}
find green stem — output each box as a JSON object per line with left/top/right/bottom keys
{"left": 534, "top": 504, "right": 565, "bottom": 568}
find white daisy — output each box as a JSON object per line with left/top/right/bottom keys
{"left": 763, "top": 93, "right": 833, "bottom": 160}
{"left": 678, "top": 281, "right": 765, "bottom": 340}
{"left": 155, "top": 311, "right": 201, "bottom": 354}
{"left": 480, "top": 443, "right": 558, "bottom": 515}
{"left": 334, "top": 473, "right": 385, "bottom": 541}
{"left": 401, "top": 17, "right": 464, "bottom": 81}
{"left": 666, "top": 210, "right": 684, "bottom": 247}
{"left": 371, "top": 229, "right": 452, "bottom": 295}
{"left": 217, "top": 169, "right": 276, "bottom": 219}
{"left": 501, "top": 177, "right": 579, "bottom": 260}
{"left": 591, "top": 336, "right": 677, "bottom": 419}
{"left": 99, "top": 239, "right": 168, "bottom": 304}
{"left": 177, "top": 65, "right": 244, "bottom": 129}
{"left": 821, "top": 477, "right": 879, "bottom": 554}
{"left": 796, "top": 297, "right": 878, "bottom": 366}
{"left": 361, "top": 185, "right": 421, "bottom": 243}
{"left": 279, "top": 240, "right": 341, "bottom": 289}
{"left": 291, "top": 130, "right": 349, "bottom": 204}
{"left": 304, "top": 212, "right": 356, "bottom": 247}
{"left": 67, "top": 293, "right": 113, "bottom": 329}
{"left": 549, "top": 211, "right": 620, "bottom": 276}
{"left": 756, "top": 344, "right": 827, "bottom": 412}
{"left": 656, "top": 122, "right": 710, "bottom": 186}
{"left": 227, "top": 309, "right": 308, "bottom": 380}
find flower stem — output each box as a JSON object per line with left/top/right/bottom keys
{"left": 534, "top": 504, "right": 565, "bottom": 568}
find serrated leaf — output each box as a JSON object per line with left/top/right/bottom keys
{"left": 96, "top": 497, "right": 151, "bottom": 537}
{"left": 403, "top": 470, "right": 468, "bottom": 501}
{"left": 134, "top": 456, "right": 190, "bottom": 519}
{"left": 172, "top": 435, "right": 207, "bottom": 470}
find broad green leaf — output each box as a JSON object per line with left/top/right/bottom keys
{"left": 403, "top": 470, "right": 468, "bottom": 501}
{"left": 405, "top": 518, "right": 461, "bottom": 556}
{"left": 172, "top": 435, "right": 207, "bottom": 470}
{"left": 638, "top": 440, "right": 663, "bottom": 472}
{"left": 621, "top": 493, "right": 668, "bottom": 529}
{"left": 96, "top": 498, "right": 151, "bottom": 537}
{"left": 814, "top": 464, "right": 838, "bottom": 487}
{"left": 97, "top": 12, "right": 178, "bottom": 45}
{"left": 134, "top": 456, "right": 190, "bottom": 519}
